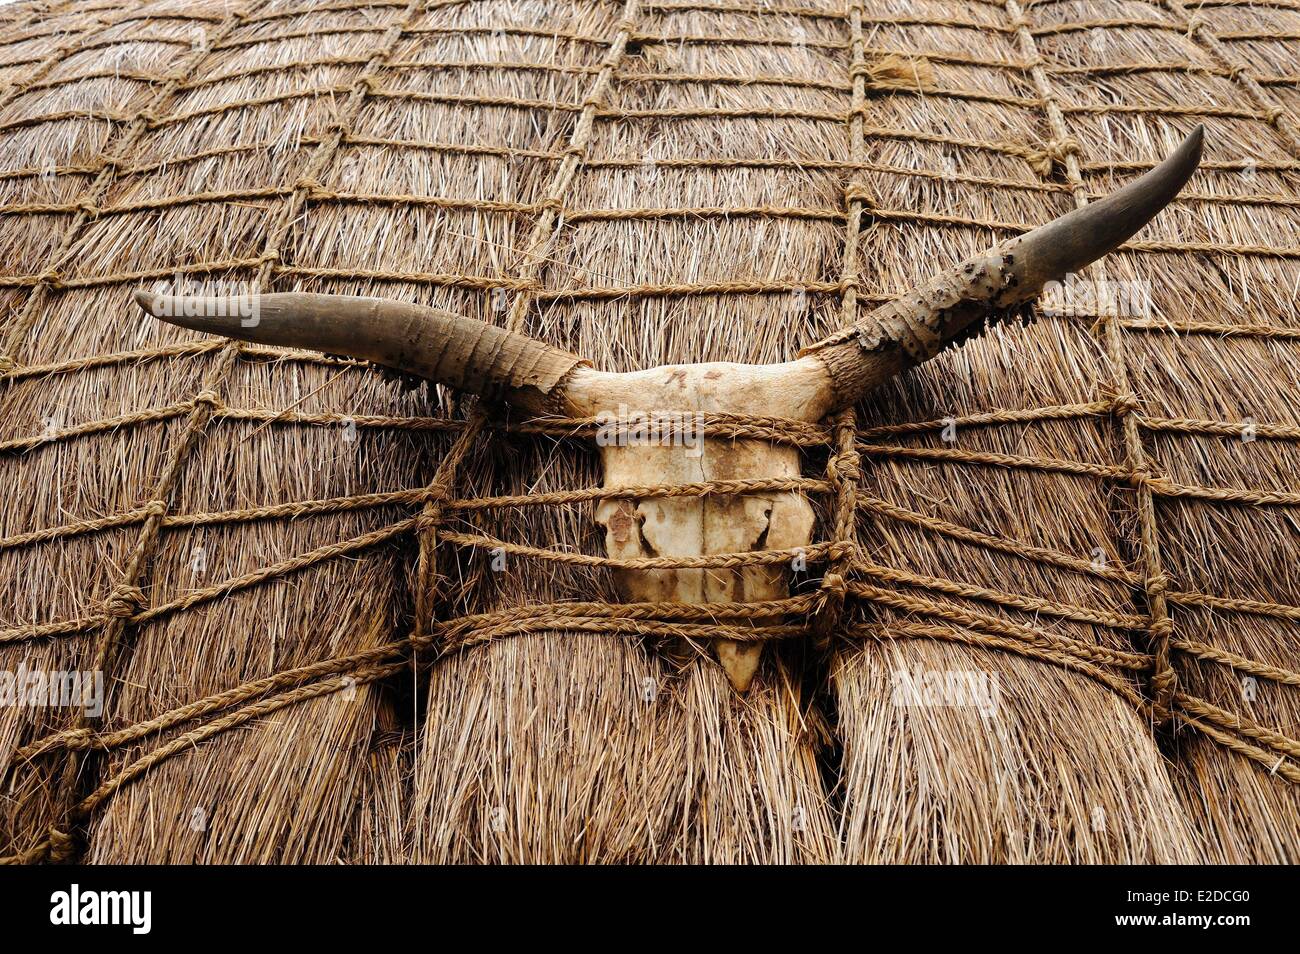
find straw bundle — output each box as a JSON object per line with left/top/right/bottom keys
{"left": 0, "top": 0, "right": 1296, "bottom": 863}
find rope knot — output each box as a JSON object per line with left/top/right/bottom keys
{"left": 143, "top": 498, "right": 168, "bottom": 518}
{"left": 0, "top": 354, "right": 16, "bottom": 374}
{"left": 844, "top": 184, "right": 876, "bottom": 211}
{"left": 104, "top": 584, "right": 146, "bottom": 618}
{"left": 415, "top": 486, "right": 450, "bottom": 533}
{"left": 46, "top": 827, "right": 77, "bottom": 863}
{"left": 1109, "top": 390, "right": 1141, "bottom": 415}
{"left": 1150, "top": 667, "right": 1178, "bottom": 723}
{"left": 812, "top": 571, "right": 848, "bottom": 647}
{"left": 1146, "top": 572, "right": 1171, "bottom": 597}
{"left": 64, "top": 726, "right": 95, "bottom": 750}
{"left": 820, "top": 571, "right": 848, "bottom": 597}
{"left": 1265, "top": 107, "right": 1284, "bottom": 124}
{"left": 1124, "top": 463, "right": 1152, "bottom": 489}
{"left": 1027, "top": 137, "right": 1083, "bottom": 177}
{"left": 827, "top": 448, "right": 863, "bottom": 486}
{"left": 423, "top": 481, "right": 451, "bottom": 503}
{"left": 826, "top": 540, "right": 857, "bottom": 563}
{"left": 193, "top": 389, "right": 221, "bottom": 409}
{"left": 1186, "top": 14, "right": 1208, "bottom": 36}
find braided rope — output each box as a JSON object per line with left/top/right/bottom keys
{"left": 1005, "top": 0, "right": 1181, "bottom": 724}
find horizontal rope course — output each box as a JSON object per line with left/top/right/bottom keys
{"left": 0, "top": 340, "right": 370, "bottom": 383}
{"left": 860, "top": 443, "right": 1300, "bottom": 507}
{"left": 0, "top": 403, "right": 831, "bottom": 454}
{"left": 855, "top": 490, "right": 1140, "bottom": 586}
{"left": 7, "top": 591, "right": 825, "bottom": 761}
{"left": 14, "top": 42, "right": 1300, "bottom": 99}
{"left": 2, "top": 242, "right": 1295, "bottom": 305}
{"left": 1176, "top": 693, "right": 1300, "bottom": 765}
{"left": 1138, "top": 415, "right": 1300, "bottom": 441}
{"left": 858, "top": 440, "right": 1128, "bottom": 480}
{"left": 0, "top": 8, "right": 457, "bottom": 69}
{"left": 646, "top": 1, "right": 1015, "bottom": 20}
{"left": 1169, "top": 0, "right": 1300, "bottom": 6}
{"left": 436, "top": 531, "right": 835, "bottom": 571}
{"left": 1178, "top": 715, "right": 1300, "bottom": 785}
{"left": 854, "top": 620, "right": 1148, "bottom": 710}
{"left": 355, "top": 137, "right": 1298, "bottom": 175}
{"left": 1121, "top": 319, "right": 1300, "bottom": 339}
{"left": 7, "top": 394, "right": 1300, "bottom": 500}
{"left": 29, "top": 62, "right": 1041, "bottom": 109}
{"left": 852, "top": 558, "right": 1150, "bottom": 634}
{"left": 0, "top": 478, "right": 1066, "bottom": 561}
{"left": 1175, "top": 636, "right": 1300, "bottom": 684}
{"left": 11, "top": 168, "right": 1300, "bottom": 218}
{"left": 0, "top": 261, "right": 871, "bottom": 300}
{"left": 7, "top": 125, "right": 1296, "bottom": 192}
{"left": 0, "top": 531, "right": 835, "bottom": 646}
{"left": 3, "top": 79, "right": 1286, "bottom": 138}
{"left": 0, "top": 28, "right": 1062, "bottom": 76}
{"left": 845, "top": 580, "right": 1152, "bottom": 672}
{"left": 0, "top": 20, "right": 1212, "bottom": 67}
{"left": 17, "top": 55, "right": 1300, "bottom": 134}
{"left": 0, "top": 31, "right": 219, "bottom": 72}
{"left": 1218, "top": 30, "right": 1300, "bottom": 42}
{"left": 12, "top": 606, "right": 830, "bottom": 766}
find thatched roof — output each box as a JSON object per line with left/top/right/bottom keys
{"left": 0, "top": 0, "right": 1297, "bottom": 863}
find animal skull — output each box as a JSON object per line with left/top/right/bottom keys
{"left": 134, "top": 129, "right": 1202, "bottom": 691}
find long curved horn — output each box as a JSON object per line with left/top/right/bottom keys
{"left": 801, "top": 125, "right": 1203, "bottom": 411}
{"left": 135, "top": 291, "right": 588, "bottom": 414}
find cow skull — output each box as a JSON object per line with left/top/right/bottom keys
{"left": 135, "top": 128, "right": 1202, "bottom": 690}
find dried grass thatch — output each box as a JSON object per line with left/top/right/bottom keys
{"left": 0, "top": 0, "right": 1297, "bottom": 863}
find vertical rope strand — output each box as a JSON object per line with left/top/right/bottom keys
{"left": 815, "top": 0, "right": 874, "bottom": 644}
{"left": 1004, "top": 0, "right": 1179, "bottom": 724}
{"left": 410, "top": 0, "right": 643, "bottom": 642}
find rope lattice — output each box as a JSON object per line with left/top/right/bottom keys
{"left": 2, "top": 0, "right": 435, "bottom": 863}
{"left": 2, "top": 0, "right": 1300, "bottom": 863}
